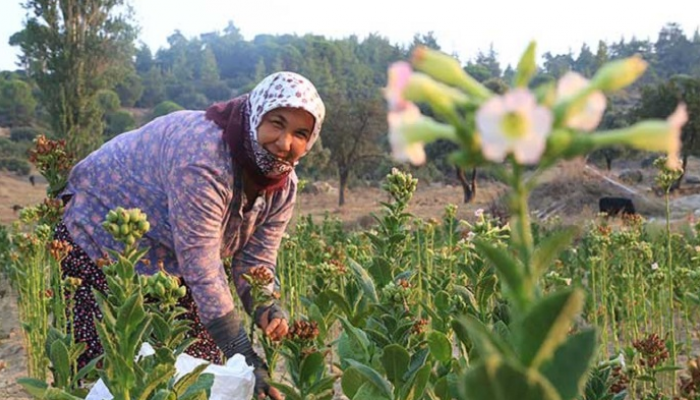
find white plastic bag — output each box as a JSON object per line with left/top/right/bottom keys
{"left": 86, "top": 343, "right": 255, "bottom": 400}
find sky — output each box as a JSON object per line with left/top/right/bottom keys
{"left": 1, "top": 0, "right": 699, "bottom": 72}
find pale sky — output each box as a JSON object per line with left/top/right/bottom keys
{"left": 1, "top": 0, "right": 699, "bottom": 72}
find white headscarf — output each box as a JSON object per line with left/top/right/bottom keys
{"left": 248, "top": 71, "right": 326, "bottom": 152}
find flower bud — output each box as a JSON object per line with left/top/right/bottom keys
{"left": 411, "top": 45, "right": 491, "bottom": 100}
{"left": 590, "top": 55, "right": 647, "bottom": 92}
{"left": 403, "top": 72, "right": 470, "bottom": 117}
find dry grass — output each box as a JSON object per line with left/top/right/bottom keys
{"left": 0, "top": 172, "right": 48, "bottom": 225}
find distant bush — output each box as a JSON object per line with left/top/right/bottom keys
{"left": 97, "top": 89, "right": 121, "bottom": 114}
{"left": 105, "top": 109, "right": 136, "bottom": 139}
{"left": 9, "top": 126, "right": 41, "bottom": 142}
{"left": 0, "top": 158, "right": 31, "bottom": 175}
{"left": 0, "top": 137, "right": 30, "bottom": 159}
{"left": 151, "top": 101, "right": 184, "bottom": 120}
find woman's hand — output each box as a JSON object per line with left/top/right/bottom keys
{"left": 258, "top": 307, "right": 288, "bottom": 341}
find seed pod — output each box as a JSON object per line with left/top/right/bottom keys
{"left": 155, "top": 284, "right": 166, "bottom": 297}
{"left": 106, "top": 211, "right": 118, "bottom": 223}
{"left": 125, "top": 235, "right": 136, "bottom": 246}
{"left": 120, "top": 224, "right": 130, "bottom": 235}
{"left": 176, "top": 286, "right": 187, "bottom": 298}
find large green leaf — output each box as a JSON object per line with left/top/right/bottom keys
{"left": 517, "top": 288, "right": 584, "bottom": 369}
{"left": 428, "top": 331, "right": 452, "bottom": 364}
{"left": 347, "top": 257, "right": 378, "bottom": 303}
{"left": 337, "top": 317, "right": 371, "bottom": 364}
{"left": 49, "top": 339, "right": 71, "bottom": 387}
{"left": 345, "top": 360, "right": 395, "bottom": 400}
{"left": 460, "top": 355, "right": 562, "bottom": 400}
{"left": 300, "top": 351, "right": 326, "bottom": 387}
{"left": 341, "top": 366, "right": 367, "bottom": 399}
{"left": 17, "top": 377, "right": 48, "bottom": 398}
{"left": 531, "top": 226, "right": 578, "bottom": 280}
{"left": 353, "top": 382, "right": 392, "bottom": 400}
{"left": 541, "top": 329, "right": 597, "bottom": 400}
{"left": 381, "top": 344, "right": 410, "bottom": 387}
{"left": 403, "top": 363, "right": 432, "bottom": 400}
{"left": 473, "top": 239, "right": 525, "bottom": 303}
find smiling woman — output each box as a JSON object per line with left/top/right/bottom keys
{"left": 53, "top": 71, "right": 325, "bottom": 400}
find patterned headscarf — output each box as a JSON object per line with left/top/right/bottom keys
{"left": 246, "top": 72, "right": 326, "bottom": 177}
{"left": 205, "top": 72, "right": 325, "bottom": 191}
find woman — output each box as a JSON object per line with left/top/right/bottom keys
{"left": 56, "top": 71, "right": 325, "bottom": 399}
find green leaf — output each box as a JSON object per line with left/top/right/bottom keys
{"left": 541, "top": 328, "right": 597, "bottom": 400}
{"left": 453, "top": 285, "right": 478, "bottom": 312}
{"left": 337, "top": 317, "right": 371, "bottom": 364}
{"left": 403, "top": 363, "right": 431, "bottom": 400}
{"left": 353, "top": 382, "right": 392, "bottom": 400}
{"left": 435, "top": 291, "right": 451, "bottom": 311}
{"left": 308, "top": 375, "right": 340, "bottom": 396}
{"left": 381, "top": 344, "right": 410, "bottom": 387}
{"left": 473, "top": 239, "right": 525, "bottom": 303}
{"left": 49, "top": 339, "right": 71, "bottom": 387}
{"left": 116, "top": 292, "right": 146, "bottom": 338}
{"left": 17, "top": 377, "right": 48, "bottom": 398}
{"left": 517, "top": 288, "right": 585, "bottom": 369}
{"left": 179, "top": 373, "right": 214, "bottom": 400}
{"left": 342, "top": 366, "right": 367, "bottom": 399}
{"left": 173, "top": 362, "right": 210, "bottom": 394}
{"left": 453, "top": 315, "right": 514, "bottom": 359}
{"left": 531, "top": 226, "right": 578, "bottom": 280}
{"left": 428, "top": 331, "right": 452, "bottom": 364}
{"left": 300, "top": 351, "right": 325, "bottom": 388}
{"left": 135, "top": 364, "right": 174, "bottom": 400}
{"left": 268, "top": 382, "right": 302, "bottom": 400}
{"left": 149, "top": 389, "right": 173, "bottom": 400}
{"left": 347, "top": 257, "right": 378, "bottom": 303}
{"left": 44, "top": 387, "right": 84, "bottom": 400}
{"left": 460, "top": 355, "right": 562, "bottom": 400}
{"left": 345, "top": 360, "right": 394, "bottom": 400}
{"left": 434, "top": 375, "right": 450, "bottom": 400}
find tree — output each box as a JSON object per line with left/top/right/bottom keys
{"left": 0, "top": 78, "right": 37, "bottom": 127}
{"left": 11, "top": 0, "right": 137, "bottom": 159}
{"left": 321, "top": 72, "right": 385, "bottom": 206}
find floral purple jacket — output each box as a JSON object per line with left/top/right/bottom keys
{"left": 61, "top": 110, "right": 296, "bottom": 323}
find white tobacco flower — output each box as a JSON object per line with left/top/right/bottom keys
{"left": 476, "top": 88, "right": 553, "bottom": 164}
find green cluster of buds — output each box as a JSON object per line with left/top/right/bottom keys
{"left": 102, "top": 207, "right": 151, "bottom": 246}
{"left": 143, "top": 270, "right": 187, "bottom": 308}
{"left": 383, "top": 168, "right": 418, "bottom": 205}
{"left": 381, "top": 279, "right": 412, "bottom": 304}
{"left": 653, "top": 155, "right": 684, "bottom": 193}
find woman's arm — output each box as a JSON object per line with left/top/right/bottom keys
{"left": 232, "top": 182, "right": 296, "bottom": 316}
{"left": 168, "top": 163, "right": 234, "bottom": 325}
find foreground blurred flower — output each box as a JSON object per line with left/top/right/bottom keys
{"left": 385, "top": 61, "right": 469, "bottom": 118}
{"left": 476, "top": 88, "right": 553, "bottom": 164}
{"left": 385, "top": 61, "right": 412, "bottom": 111}
{"left": 557, "top": 72, "right": 606, "bottom": 131}
{"left": 388, "top": 103, "right": 458, "bottom": 165}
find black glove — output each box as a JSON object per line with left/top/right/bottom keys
{"left": 205, "top": 312, "right": 273, "bottom": 397}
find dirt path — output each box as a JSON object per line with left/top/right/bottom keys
{"left": 0, "top": 278, "right": 30, "bottom": 400}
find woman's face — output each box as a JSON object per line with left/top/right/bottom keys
{"left": 257, "top": 107, "right": 315, "bottom": 164}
